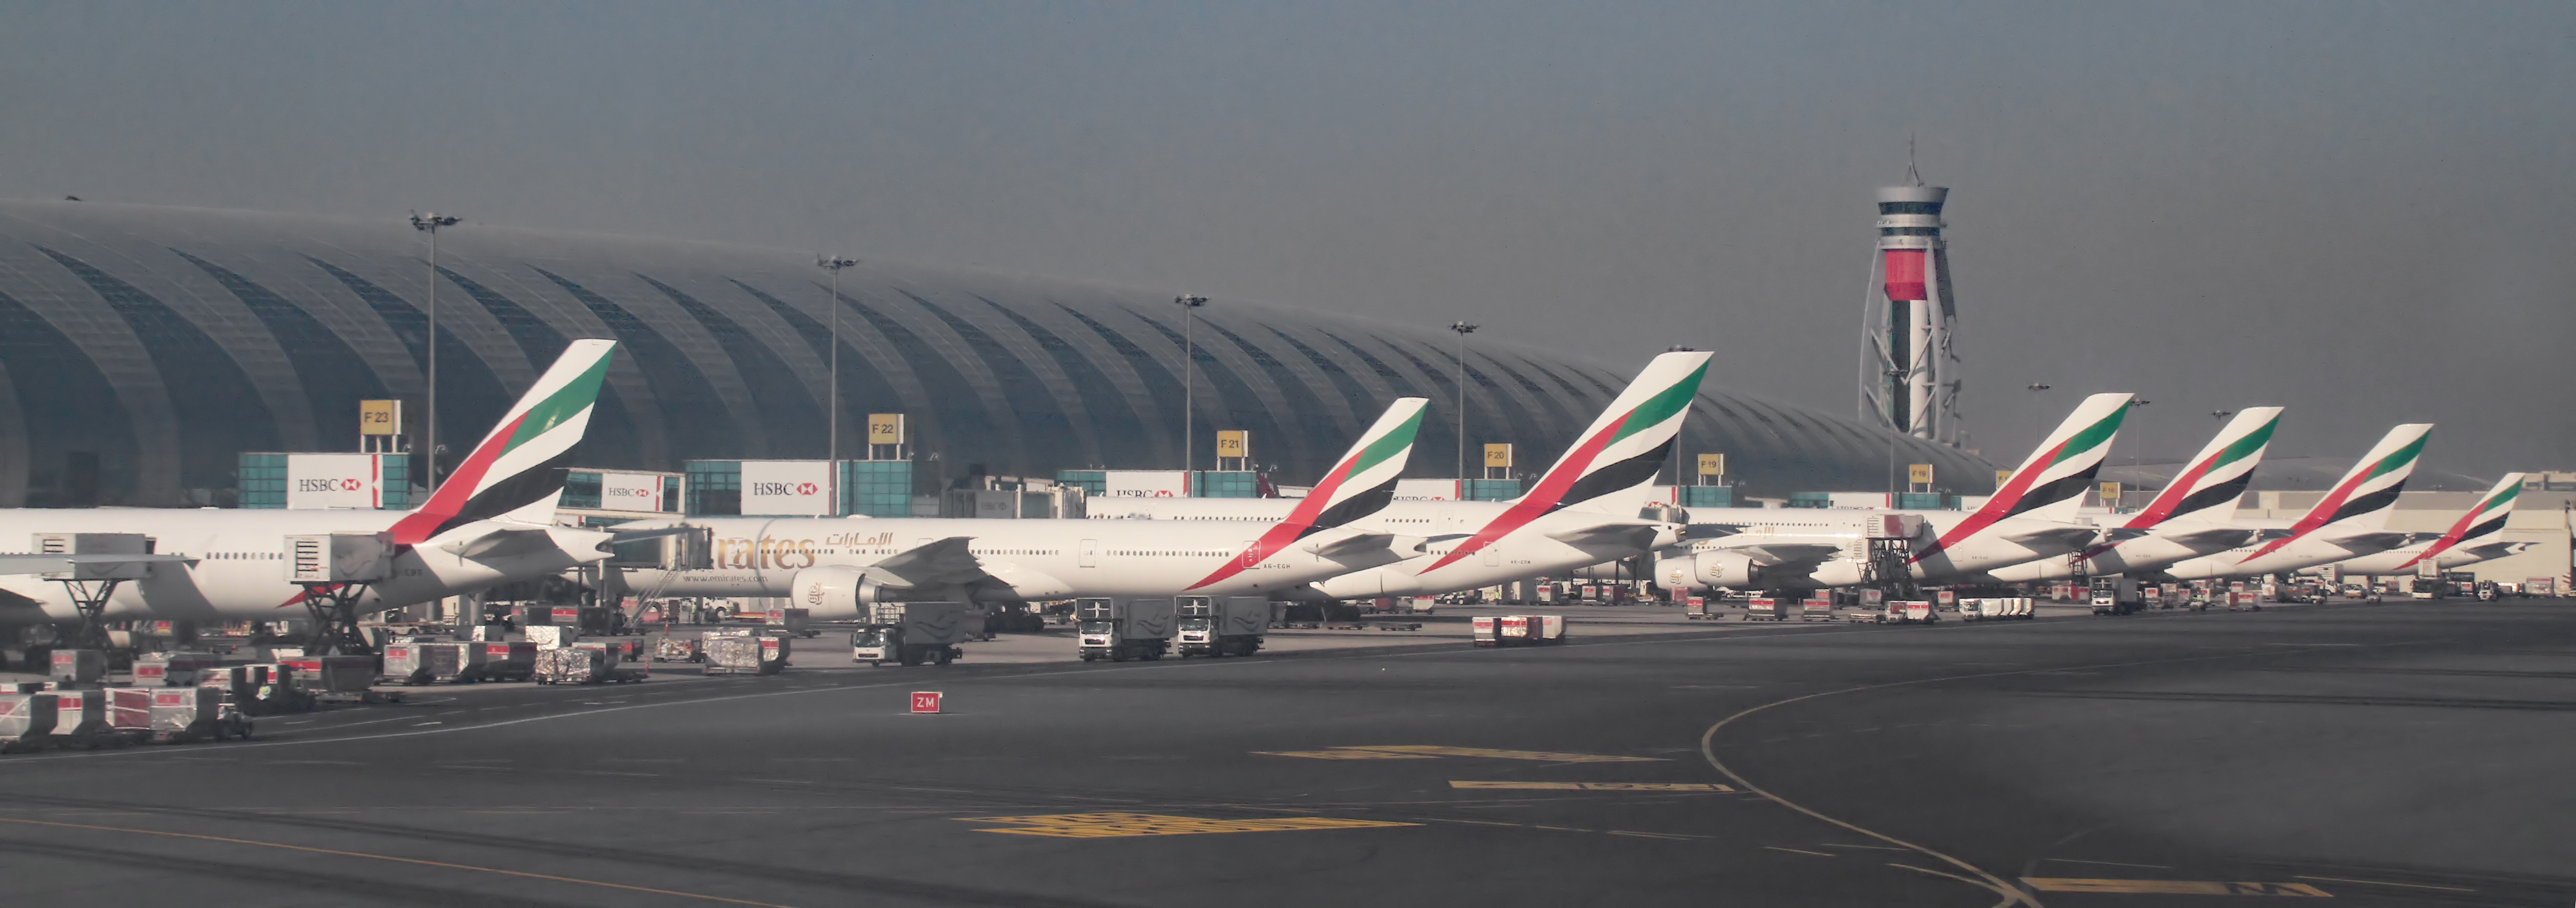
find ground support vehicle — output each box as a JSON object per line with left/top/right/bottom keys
{"left": 1884, "top": 600, "right": 1939, "bottom": 623}
{"left": 1800, "top": 597, "right": 1835, "bottom": 621}
{"left": 1684, "top": 596, "right": 1715, "bottom": 619}
{"left": 1743, "top": 597, "right": 1784, "bottom": 622}
{"left": 1075, "top": 598, "right": 1175, "bottom": 662}
{"left": 852, "top": 602, "right": 970, "bottom": 667}
{"left": 2089, "top": 576, "right": 2144, "bottom": 615}
{"left": 1961, "top": 598, "right": 2035, "bottom": 620}
{"left": 1175, "top": 596, "right": 1268, "bottom": 658}
{"left": 284, "top": 655, "right": 395, "bottom": 703}
{"left": 535, "top": 645, "right": 645, "bottom": 684}
{"left": 49, "top": 650, "right": 106, "bottom": 685}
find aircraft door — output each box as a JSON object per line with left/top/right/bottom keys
{"left": 1080, "top": 539, "right": 1097, "bottom": 568}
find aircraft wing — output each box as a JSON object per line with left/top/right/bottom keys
{"left": 2323, "top": 530, "right": 2411, "bottom": 555}
{"left": 1545, "top": 520, "right": 1668, "bottom": 551}
{"left": 440, "top": 526, "right": 569, "bottom": 560}
{"left": 2157, "top": 526, "right": 2257, "bottom": 551}
{"left": 0, "top": 553, "right": 197, "bottom": 576}
{"left": 867, "top": 536, "right": 988, "bottom": 589}
{"left": 2001, "top": 525, "right": 2104, "bottom": 550}
{"left": 1728, "top": 544, "right": 1846, "bottom": 569}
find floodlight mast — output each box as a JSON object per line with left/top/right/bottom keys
{"left": 409, "top": 212, "right": 459, "bottom": 488}
{"left": 1176, "top": 295, "right": 1208, "bottom": 477}
{"left": 1449, "top": 321, "right": 1480, "bottom": 482}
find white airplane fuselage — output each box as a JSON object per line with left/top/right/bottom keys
{"left": 2157, "top": 517, "right": 2402, "bottom": 581}
{"left": 0, "top": 508, "right": 610, "bottom": 624}
{"left": 617, "top": 515, "right": 1410, "bottom": 609}
{"left": 1084, "top": 497, "right": 1679, "bottom": 598}
{"left": 1674, "top": 507, "right": 2094, "bottom": 588}
{"left": 1986, "top": 520, "right": 2251, "bottom": 582}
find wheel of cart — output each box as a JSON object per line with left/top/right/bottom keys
{"left": 933, "top": 647, "right": 954, "bottom": 666}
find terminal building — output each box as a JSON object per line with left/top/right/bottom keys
{"left": 0, "top": 199, "right": 1991, "bottom": 510}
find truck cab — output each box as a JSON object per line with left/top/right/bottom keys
{"left": 1077, "top": 597, "right": 1175, "bottom": 663}
{"left": 1174, "top": 596, "right": 1268, "bottom": 658}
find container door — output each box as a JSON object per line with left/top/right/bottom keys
{"left": 1079, "top": 539, "right": 1097, "bottom": 568}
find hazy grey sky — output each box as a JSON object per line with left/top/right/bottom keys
{"left": 4, "top": 2, "right": 2569, "bottom": 475}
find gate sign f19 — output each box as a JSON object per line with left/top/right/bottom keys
{"left": 740, "top": 460, "right": 834, "bottom": 515}
{"left": 285, "top": 453, "right": 382, "bottom": 509}
{"left": 599, "top": 472, "right": 664, "bottom": 512}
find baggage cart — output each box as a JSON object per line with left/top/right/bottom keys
{"left": 535, "top": 647, "right": 602, "bottom": 684}
{"left": 282, "top": 655, "right": 379, "bottom": 697}
{"left": 651, "top": 636, "right": 702, "bottom": 663}
{"left": 50, "top": 649, "right": 105, "bottom": 686}
{"left": 1471, "top": 615, "right": 1500, "bottom": 646}
{"left": 1685, "top": 596, "right": 1714, "bottom": 619}
{"left": 0, "top": 693, "right": 57, "bottom": 752}
{"left": 704, "top": 632, "right": 786, "bottom": 676}
{"left": 132, "top": 652, "right": 219, "bottom": 687}
{"left": 1800, "top": 597, "right": 1834, "bottom": 621}
{"left": 1743, "top": 597, "right": 1782, "bottom": 621}
{"left": 474, "top": 641, "right": 537, "bottom": 681}
{"left": 148, "top": 687, "right": 247, "bottom": 743}
{"left": 48, "top": 688, "right": 113, "bottom": 749}
{"left": 523, "top": 625, "right": 576, "bottom": 649}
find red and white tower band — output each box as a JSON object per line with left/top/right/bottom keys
{"left": 1859, "top": 174, "right": 1960, "bottom": 446}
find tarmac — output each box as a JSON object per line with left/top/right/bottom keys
{"left": 3, "top": 599, "right": 2571, "bottom": 907}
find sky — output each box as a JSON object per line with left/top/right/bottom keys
{"left": 3, "top": 2, "right": 2570, "bottom": 477}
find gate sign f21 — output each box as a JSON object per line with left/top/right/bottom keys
{"left": 740, "top": 461, "right": 835, "bottom": 515}
{"left": 285, "top": 453, "right": 381, "bottom": 509}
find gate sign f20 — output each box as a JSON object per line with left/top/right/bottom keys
{"left": 600, "top": 472, "right": 664, "bottom": 512}
{"left": 740, "top": 460, "right": 835, "bottom": 515}
{"left": 285, "top": 453, "right": 382, "bottom": 509}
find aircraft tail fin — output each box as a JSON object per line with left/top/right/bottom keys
{"left": 390, "top": 338, "right": 617, "bottom": 546}
{"left": 2124, "top": 407, "right": 2282, "bottom": 528}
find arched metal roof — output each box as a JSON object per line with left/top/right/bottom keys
{"left": 0, "top": 199, "right": 1993, "bottom": 507}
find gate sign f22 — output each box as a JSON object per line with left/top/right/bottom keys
{"left": 285, "top": 453, "right": 381, "bottom": 509}
{"left": 741, "top": 461, "right": 835, "bottom": 515}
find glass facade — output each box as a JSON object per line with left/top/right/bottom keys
{"left": 0, "top": 200, "right": 1997, "bottom": 509}
{"left": 843, "top": 460, "right": 914, "bottom": 517}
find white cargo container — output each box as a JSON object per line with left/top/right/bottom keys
{"left": 0, "top": 693, "right": 58, "bottom": 752}
{"left": 852, "top": 602, "right": 970, "bottom": 666}
{"left": 1175, "top": 596, "right": 1268, "bottom": 658}
{"left": 1075, "top": 597, "right": 1174, "bottom": 662}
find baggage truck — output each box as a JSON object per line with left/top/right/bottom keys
{"left": 2089, "top": 576, "right": 2143, "bottom": 615}
{"left": 1175, "top": 596, "right": 1267, "bottom": 658}
{"left": 1076, "top": 597, "right": 1174, "bottom": 662}
{"left": 852, "top": 602, "right": 970, "bottom": 667}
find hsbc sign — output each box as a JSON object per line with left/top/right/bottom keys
{"left": 740, "top": 461, "right": 835, "bottom": 515}
{"left": 598, "top": 472, "right": 665, "bottom": 512}
{"left": 285, "top": 453, "right": 384, "bottom": 509}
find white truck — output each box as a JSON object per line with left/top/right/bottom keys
{"left": 852, "top": 601, "right": 970, "bottom": 667}
{"left": 1076, "top": 597, "right": 1175, "bottom": 662}
{"left": 1175, "top": 596, "right": 1268, "bottom": 658}
{"left": 2089, "top": 575, "right": 2143, "bottom": 615}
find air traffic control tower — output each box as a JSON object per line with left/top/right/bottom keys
{"left": 1860, "top": 179, "right": 1959, "bottom": 446}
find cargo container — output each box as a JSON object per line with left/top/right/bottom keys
{"left": 852, "top": 602, "right": 968, "bottom": 666}
{"left": 1472, "top": 615, "right": 1500, "bottom": 646}
{"left": 282, "top": 655, "right": 377, "bottom": 695}
{"left": 131, "top": 652, "right": 221, "bottom": 687}
{"left": 704, "top": 630, "right": 788, "bottom": 675}
{"left": 148, "top": 687, "right": 248, "bottom": 742}
{"left": 1175, "top": 596, "right": 1268, "bottom": 658}
{"left": 523, "top": 625, "right": 576, "bottom": 649}
{"left": 1075, "top": 598, "right": 1175, "bottom": 662}
{"left": 1684, "top": 596, "right": 1714, "bottom": 619}
{"left": 535, "top": 647, "right": 604, "bottom": 684}
{"left": 651, "top": 636, "right": 702, "bottom": 663}
{"left": 48, "top": 688, "right": 111, "bottom": 748}
{"left": 0, "top": 693, "right": 57, "bottom": 752}
{"left": 1744, "top": 597, "right": 1783, "bottom": 622}
{"left": 474, "top": 641, "right": 538, "bottom": 682}
{"left": 49, "top": 649, "right": 105, "bottom": 686}
{"left": 1801, "top": 597, "right": 1835, "bottom": 621}
{"left": 1498, "top": 615, "right": 1568, "bottom": 645}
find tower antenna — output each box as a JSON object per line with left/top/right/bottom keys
{"left": 1906, "top": 133, "right": 1922, "bottom": 186}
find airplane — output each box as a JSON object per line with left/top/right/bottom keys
{"left": 612, "top": 398, "right": 1435, "bottom": 617}
{"left": 1079, "top": 350, "right": 1712, "bottom": 599}
{"left": 2332, "top": 473, "right": 2526, "bottom": 576}
{"left": 0, "top": 339, "right": 625, "bottom": 650}
{"left": 2151, "top": 424, "right": 2433, "bottom": 582}
{"left": 1656, "top": 392, "right": 2137, "bottom": 593}
{"left": 1987, "top": 407, "right": 2282, "bottom": 583}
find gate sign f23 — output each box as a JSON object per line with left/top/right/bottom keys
{"left": 285, "top": 453, "right": 382, "bottom": 509}
{"left": 740, "top": 460, "right": 835, "bottom": 515}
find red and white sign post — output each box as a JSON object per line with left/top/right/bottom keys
{"left": 910, "top": 691, "right": 943, "bottom": 714}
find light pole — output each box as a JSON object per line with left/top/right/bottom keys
{"left": 817, "top": 256, "right": 858, "bottom": 516}
{"left": 2126, "top": 398, "right": 2153, "bottom": 473}
{"left": 1175, "top": 295, "right": 1208, "bottom": 474}
{"left": 1449, "top": 321, "right": 1480, "bottom": 481}
{"left": 409, "top": 212, "right": 459, "bottom": 488}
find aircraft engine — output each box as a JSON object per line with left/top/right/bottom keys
{"left": 1654, "top": 550, "right": 1762, "bottom": 591}
{"left": 787, "top": 566, "right": 903, "bottom": 621}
